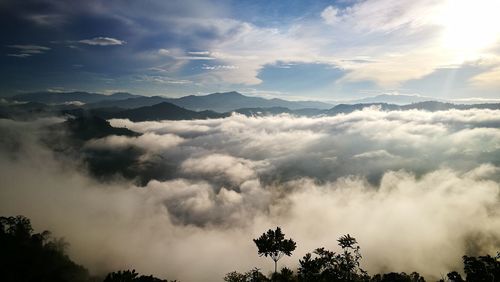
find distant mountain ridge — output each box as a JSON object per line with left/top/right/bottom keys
{"left": 12, "top": 91, "right": 141, "bottom": 104}
{"left": 105, "top": 101, "right": 500, "bottom": 121}
{"left": 11, "top": 91, "right": 500, "bottom": 113}
{"left": 162, "top": 91, "right": 333, "bottom": 112}
{"left": 11, "top": 91, "right": 334, "bottom": 112}
{"left": 111, "top": 102, "right": 226, "bottom": 122}
{"left": 85, "top": 96, "right": 168, "bottom": 109}
{"left": 5, "top": 90, "right": 500, "bottom": 122}
{"left": 344, "top": 94, "right": 438, "bottom": 105}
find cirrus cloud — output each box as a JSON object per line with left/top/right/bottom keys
{"left": 78, "top": 37, "right": 125, "bottom": 46}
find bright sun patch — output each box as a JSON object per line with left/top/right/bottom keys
{"left": 439, "top": 0, "right": 500, "bottom": 60}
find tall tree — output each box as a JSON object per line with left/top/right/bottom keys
{"left": 253, "top": 227, "right": 297, "bottom": 274}
{"left": 337, "top": 234, "right": 365, "bottom": 282}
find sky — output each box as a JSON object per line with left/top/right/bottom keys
{"left": 1, "top": 0, "right": 500, "bottom": 101}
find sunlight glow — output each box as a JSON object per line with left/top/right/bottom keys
{"left": 439, "top": 0, "right": 500, "bottom": 60}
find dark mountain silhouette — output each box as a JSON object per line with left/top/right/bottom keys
{"left": 325, "top": 101, "right": 500, "bottom": 116}
{"left": 347, "top": 94, "right": 438, "bottom": 105}
{"left": 3, "top": 91, "right": 500, "bottom": 122}
{"left": 0, "top": 102, "right": 65, "bottom": 120}
{"left": 326, "top": 103, "right": 401, "bottom": 115}
{"left": 9, "top": 91, "right": 500, "bottom": 116}
{"left": 11, "top": 91, "right": 140, "bottom": 104}
{"left": 62, "top": 107, "right": 125, "bottom": 120}
{"left": 54, "top": 101, "right": 500, "bottom": 122}
{"left": 233, "top": 107, "right": 293, "bottom": 116}
{"left": 85, "top": 96, "right": 168, "bottom": 109}
{"left": 10, "top": 91, "right": 333, "bottom": 112}
{"left": 44, "top": 116, "right": 162, "bottom": 185}
{"left": 163, "top": 91, "right": 333, "bottom": 112}
{"left": 401, "top": 101, "right": 500, "bottom": 111}
{"left": 233, "top": 107, "right": 326, "bottom": 117}
{"left": 464, "top": 103, "right": 500, "bottom": 110}
{"left": 61, "top": 116, "right": 139, "bottom": 141}
{"left": 111, "top": 102, "right": 227, "bottom": 122}
{"left": 401, "top": 101, "right": 458, "bottom": 111}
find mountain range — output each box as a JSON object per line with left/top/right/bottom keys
{"left": 345, "top": 94, "right": 439, "bottom": 105}
{"left": 11, "top": 91, "right": 141, "bottom": 104}
{"left": 3, "top": 90, "right": 500, "bottom": 122}
{"left": 10, "top": 91, "right": 333, "bottom": 112}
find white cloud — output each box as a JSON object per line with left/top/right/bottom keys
{"left": 321, "top": 0, "right": 443, "bottom": 33}
{"left": 162, "top": 0, "right": 499, "bottom": 93}
{"left": 26, "top": 14, "right": 66, "bottom": 26}
{"left": 158, "top": 48, "right": 170, "bottom": 55}
{"left": 135, "top": 75, "right": 192, "bottom": 85}
{"left": 470, "top": 58, "right": 500, "bottom": 89}
{"left": 86, "top": 133, "right": 184, "bottom": 152}
{"left": 8, "top": 44, "right": 51, "bottom": 52}
{"left": 181, "top": 154, "right": 265, "bottom": 185}
{"left": 6, "top": 44, "right": 51, "bottom": 57}
{"left": 201, "top": 64, "right": 238, "bottom": 70}
{"left": 321, "top": 6, "right": 341, "bottom": 25}
{"left": 175, "top": 55, "right": 215, "bottom": 60}
{"left": 79, "top": 37, "right": 125, "bottom": 46}
{"left": 353, "top": 149, "right": 397, "bottom": 159}
{"left": 188, "top": 51, "right": 210, "bottom": 55}
{"left": 7, "top": 53, "right": 31, "bottom": 58}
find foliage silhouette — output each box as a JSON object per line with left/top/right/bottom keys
{"left": 0, "top": 215, "right": 90, "bottom": 282}
{"left": 445, "top": 254, "right": 500, "bottom": 282}
{"left": 224, "top": 271, "right": 248, "bottom": 282}
{"left": 370, "top": 272, "right": 425, "bottom": 282}
{"left": 103, "top": 269, "right": 173, "bottom": 282}
{"left": 446, "top": 271, "right": 464, "bottom": 282}
{"left": 254, "top": 227, "right": 297, "bottom": 274}
{"left": 271, "top": 267, "right": 297, "bottom": 282}
{"left": 224, "top": 268, "right": 269, "bottom": 282}
{"left": 298, "top": 234, "right": 368, "bottom": 282}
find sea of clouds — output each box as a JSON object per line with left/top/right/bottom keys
{"left": 0, "top": 108, "right": 499, "bottom": 281}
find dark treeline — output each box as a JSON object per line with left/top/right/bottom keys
{"left": 1, "top": 216, "right": 498, "bottom": 282}
{"left": 0, "top": 216, "right": 175, "bottom": 282}
{"left": 225, "top": 227, "right": 499, "bottom": 282}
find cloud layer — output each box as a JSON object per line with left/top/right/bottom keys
{"left": 0, "top": 109, "right": 499, "bottom": 281}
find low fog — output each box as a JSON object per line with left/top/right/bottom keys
{"left": 0, "top": 108, "right": 499, "bottom": 281}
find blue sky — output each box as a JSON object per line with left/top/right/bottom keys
{"left": 1, "top": 0, "right": 500, "bottom": 101}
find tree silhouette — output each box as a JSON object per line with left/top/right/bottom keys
{"left": 254, "top": 227, "right": 297, "bottom": 274}
{"left": 462, "top": 255, "right": 500, "bottom": 282}
{"left": 271, "top": 267, "right": 297, "bottom": 282}
{"left": 298, "top": 234, "right": 368, "bottom": 282}
{"left": 103, "top": 269, "right": 173, "bottom": 282}
{"left": 224, "top": 268, "right": 269, "bottom": 282}
{"left": 224, "top": 271, "right": 248, "bottom": 282}
{"left": 446, "top": 271, "right": 464, "bottom": 282}
{"left": 337, "top": 234, "right": 365, "bottom": 281}
{"left": 370, "top": 272, "right": 425, "bottom": 282}
{"left": 0, "top": 215, "right": 89, "bottom": 282}
{"left": 443, "top": 253, "right": 500, "bottom": 282}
